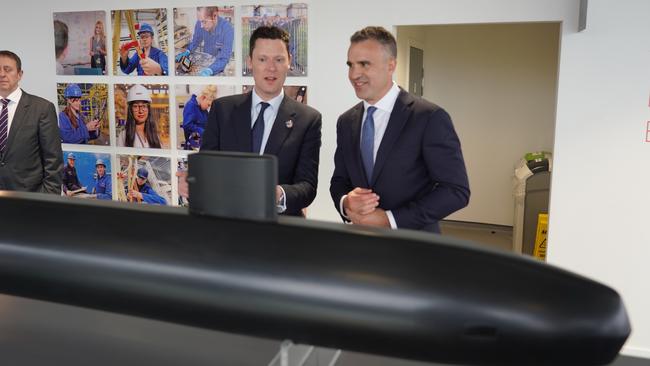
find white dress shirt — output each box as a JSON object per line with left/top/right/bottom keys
{"left": 341, "top": 82, "right": 401, "bottom": 229}
{"left": 251, "top": 88, "right": 286, "bottom": 212}
{"left": 1, "top": 88, "right": 23, "bottom": 133}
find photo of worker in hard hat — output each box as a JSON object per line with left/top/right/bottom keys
{"left": 243, "top": 85, "right": 308, "bottom": 104}
{"left": 173, "top": 6, "right": 235, "bottom": 76}
{"left": 62, "top": 152, "right": 85, "bottom": 196}
{"left": 57, "top": 83, "right": 109, "bottom": 145}
{"left": 112, "top": 8, "right": 169, "bottom": 76}
{"left": 53, "top": 11, "right": 107, "bottom": 75}
{"left": 117, "top": 155, "right": 171, "bottom": 205}
{"left": 61, "top": 151, "right": 112, "bottom": 200}
{"left": 175, "top": 84, "right": 236, "bottom": 150}
{"left": 114, "top": 84, "right": 170, "bottom": 149}
{"left": 92, "top": 158, "right": 112, "bottom": 200}
{"left": 241, "top": 4, "right": 308, "bottom": 76}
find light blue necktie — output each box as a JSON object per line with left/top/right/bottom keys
{"left": 361, "top": 106, "right": 377, "bottom": 182}
{"left": 251, "top": 102, "right": 270, "bottom": 153}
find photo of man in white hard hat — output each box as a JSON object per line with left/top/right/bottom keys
{"left": 114, "top": 84, "right": 169, "bottom": 149}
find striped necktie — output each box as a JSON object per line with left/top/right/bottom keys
{"left": 0, "top": 98, "right": 10, "bottom": 153}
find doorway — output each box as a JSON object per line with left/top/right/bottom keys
{"left": 396, "top": 22, "right": 561, "bottom": 255}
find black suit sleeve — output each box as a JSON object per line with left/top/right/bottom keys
{"left": 329, "top": 116, "right": 352, "bottom": 222}
{"left": 280, "top": 111, "right": 321, "bottom": 213}
{"left": 392, "top": 108, "right": 470, "bottom": 230}
{"left": 201, "top": 99, "right": 221, "bottom": 151}
{"left": 38, "top": 101, "right": 63, "bottom": 194}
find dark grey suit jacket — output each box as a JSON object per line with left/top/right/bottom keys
{"left": 201, "top": 92, "right": 322, "bottom": 216}
{"left": 0, "top": 90, "right": 63, "bottom": 194}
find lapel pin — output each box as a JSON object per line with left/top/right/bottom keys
{"left": 285, "top": 120, "right": 293, "bottom": 129}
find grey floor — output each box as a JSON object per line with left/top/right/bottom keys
{"left": 440, "top": 220, "right": 514, "bottom": 253}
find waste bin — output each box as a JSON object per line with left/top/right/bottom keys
{"left": 513, "top": 152, "right": 552, "bottom": 255}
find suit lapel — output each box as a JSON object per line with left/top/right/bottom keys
{"left": 6, "top": 90, "right": 30, "bottom": 153}
{"left": 233, "top": 92, "right": 253, "bottom": 152}
{"left": 263, "top": 95, "right": 294, "bottom": 155}
{"left": 348, "top": 103, "right": 368, "bottom": 186}
{"left": 371, "top": 90, "right": 414, "bottom": 185}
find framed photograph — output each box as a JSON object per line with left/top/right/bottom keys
{"left": 53, "top": 11, "right": 107, "bottom": 75}
{"left": 114, "top": 84, "right": 170, "bottom": 149}
{"left": 111, "top": 8, "right": 169, "bottom": 76}
{"left": 242, "top": 4, "right": 308, "bottom": 76}
{"left": 117, "top": 155, "right": 171, "bottom": 205}
{"left": 243, "top": 85, "right": 307, "bottom": 104}
{"left": 175, "top": 84, "right": 236, "bottom": 150}
{"left": 61, "top": 151, "right": 112, "bottom": 200}
{"left": 173, "top": 6, "right": 235, "bottom": 76}
{"left": 177, "top": 156, "right": 189, "bottom": 207}
{"left": 57, "top": 83, "right": 110, "bottom": 145}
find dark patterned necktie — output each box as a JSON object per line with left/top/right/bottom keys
{"left": 0, "top": 99, "right": 11, "bottom": 153}
{"left": 252, "top": 102, "right": 270, "bottom": 153}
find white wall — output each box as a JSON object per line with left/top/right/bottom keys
{"left": 2, "top": 0, "right": 649, "bottom": 358}
{"left": 397, "top": 23, "right": 559, "bottom": 226}
{"left": 548, "top": 0, "right": 650, "bottom": 359}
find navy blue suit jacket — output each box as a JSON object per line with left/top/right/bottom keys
{"left": 201, "top": 92, "right": 322, "bottom": 216}
{"left": 330, "top": 89, "right": 470, "bottom": 232}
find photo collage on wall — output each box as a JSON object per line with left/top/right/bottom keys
{"left": 52, "top": 4, "right": 308, "bottom": 207}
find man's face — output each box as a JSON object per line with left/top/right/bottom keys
{"left": 247, "top": 38, "right": 290, "bottom": 101}
{"left": 96, "top": 165, "right": 105, "bottom": 176}
{"left": 347, "top": 39, "right": 396, "bottom": 105}
{"left": 67, "top": 158, "right": 75, "bottom": 167}
{"left": 198, "top": 9, "right": 218, "bottom": 32}
{"left": 136, "top": 177, "right": 146, "bottom": 186}
{"left": 0, "top": 56, "right": 22, "bottom": 97}
{"left": 138, "top": 32, "right": 153, "bottom": 49}
{"left": 131, "top": 102, "right": 149, "bottom": 124}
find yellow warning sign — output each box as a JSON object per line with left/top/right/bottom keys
{"left": 533, "top": 213, "right": 548, "bottom": 261}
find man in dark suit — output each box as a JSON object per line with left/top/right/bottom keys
{"left": 181, "top": 26, "right": 321, "bottom": 216}
{"left": 330, "top": 27, "right": 469, "bottom": 233}
{"left": 0, "top": 50, "right": 62, "bottom": 194}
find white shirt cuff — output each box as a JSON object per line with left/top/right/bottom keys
{"left": 386, "top": 210, "right": 397, "bottom": 229}
{"left": 339, "top": 195, "right": 349, "bottom": 219}
{"left": 276, "top": 186, "right": 287, "bottom": 213}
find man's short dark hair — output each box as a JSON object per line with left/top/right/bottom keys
{"left": 198, "top": 6, "right": 219, "bottom": 18}
{"left": 54, "top": 20, "right": 69, "bottom": 59}
{"left": 0, "top": 50, "right": 22, "bottom": 71}
{"left": 350, "top": 26, "right": 397, "bottom": 59}
{"left": 249, "top": 26, "right": 290, "bottom": 58}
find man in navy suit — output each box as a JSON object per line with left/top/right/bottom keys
{"left": 184, "top": 26, "right": 322, "bottom": 216}
{"left": 330, "top": 27, "right": 469, "bottom": 232}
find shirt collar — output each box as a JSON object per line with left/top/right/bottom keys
{"left": 252, "top": 87, "right": 284, "bottom": 112}
{"left": 363, "top": 81, "right": 400, "bottom": 113}
{"left": 3, "top": 88, "right": 22, "bottom": 104}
